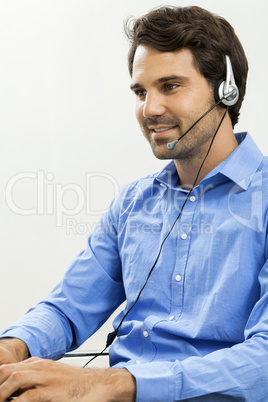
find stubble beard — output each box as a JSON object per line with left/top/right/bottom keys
{"left": 143, "top": 106, "right": 219, "bottom": 163}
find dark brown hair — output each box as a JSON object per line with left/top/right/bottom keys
{"left": 125, "top": 6, "right": 248, "bottom": 127}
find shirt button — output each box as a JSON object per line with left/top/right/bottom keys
{"left": 169, "top": 316, "right": 175, "bottom": 321}
{"left": 175, "top": 275, "right": 182, "bottom": 282}
{"left": 136, "top": 360, "right": 141, "bottom": 365}
{"left": 143, "top": 330, "right": 149, "bottom": 338}
{"left": 181, "top": 233, "right": 187, "bottom": 240}
{"left": 190, "top": 196, "right": 196, "bottom": 202}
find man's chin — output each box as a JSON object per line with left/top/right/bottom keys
{"left": 150, "top": 145, "right": 174, "bottom": 160}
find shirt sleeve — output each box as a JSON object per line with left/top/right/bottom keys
{"left": 0, "top": 195, "right": 126, "bottom": 359}
{"left": 126, "top": 258, "right": 268, "bottom": 402}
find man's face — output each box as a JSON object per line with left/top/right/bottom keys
{"left": 131, "top": 46, "right": 221, "bottom": 161}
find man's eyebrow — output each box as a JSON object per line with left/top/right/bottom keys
{"left": 130, "top": 82, "right": 143, "bottom": 91}
{"left": 155, "top": 75, "right": 187, "bottom": 84}
{"left": 130, "top": 75, "right": 188, "bottom": 91}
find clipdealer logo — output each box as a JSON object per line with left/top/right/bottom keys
{"left": 5, "top": 170, "right": 120, "bottom": 229}
{"left": 5, "top": 170, "right": 265, "bottom": 236}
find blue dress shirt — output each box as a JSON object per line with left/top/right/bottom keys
{"left": 2, "top": 132, "right": 268, "bottom": 401}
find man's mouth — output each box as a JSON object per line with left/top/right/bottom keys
{"left": 150, "top": 125, "right": 178, "bottom": 138}
{"left": 152, "top": 125, "right": 177, "bottom": 133}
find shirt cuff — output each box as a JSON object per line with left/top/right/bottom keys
{"left": 125, "top": 361, "right": 179, "bottom": 402}
{"left": 0, "top": 327, "right": 60, "bottom": 360}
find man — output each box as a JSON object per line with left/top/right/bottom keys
{"left": 0, "top": 5, "right": 268, "bottom": 401}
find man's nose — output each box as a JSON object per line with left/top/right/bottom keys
{"left": 142, "top": 93, "right": 166, "bottom": 117}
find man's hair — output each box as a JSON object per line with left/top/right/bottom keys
{"left": 125, "top": 6, "right": 248, "bottom": 127}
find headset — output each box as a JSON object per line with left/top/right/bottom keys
{"left": 214, "top": 55, "right": 239, "bottom": 108}
{"left": 68, "top": 55, "right": 240, "bottom": 368}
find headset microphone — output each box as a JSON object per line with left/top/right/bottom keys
{"left": 167, "top": 99, "right": 222, "bottom": 151}
{"left": 167, "top": 55, "right": 239, "bottom": 151}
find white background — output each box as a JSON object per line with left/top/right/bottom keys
{"left": 1, "top": 0, "right": 267, "bottom": 358}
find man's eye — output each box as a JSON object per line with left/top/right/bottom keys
{"left": 135, "top": 89, "right": 146, "bottom": 98}
{"left": 165, "top": 84, "right": 178, "bottom": 91}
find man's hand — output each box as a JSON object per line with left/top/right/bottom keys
{"left": 0, "top": 338, "right": 29, "bottom": 365}
{"left": 0, "top": 357, "right": 136, "bottom": 401}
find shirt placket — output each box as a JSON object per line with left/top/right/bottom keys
{"left": 171, "top": 189, "right": 199, "bottom": 317}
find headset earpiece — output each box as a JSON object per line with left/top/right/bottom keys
{"left": 214, "top": 55, "right": 239, "bottom": 108}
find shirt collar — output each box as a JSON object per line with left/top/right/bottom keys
{"left": 204, "top": 132, "right": 263, "bottom": 190}
{"left": 155, "top": 132, "right": 263, "bottom": 191}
